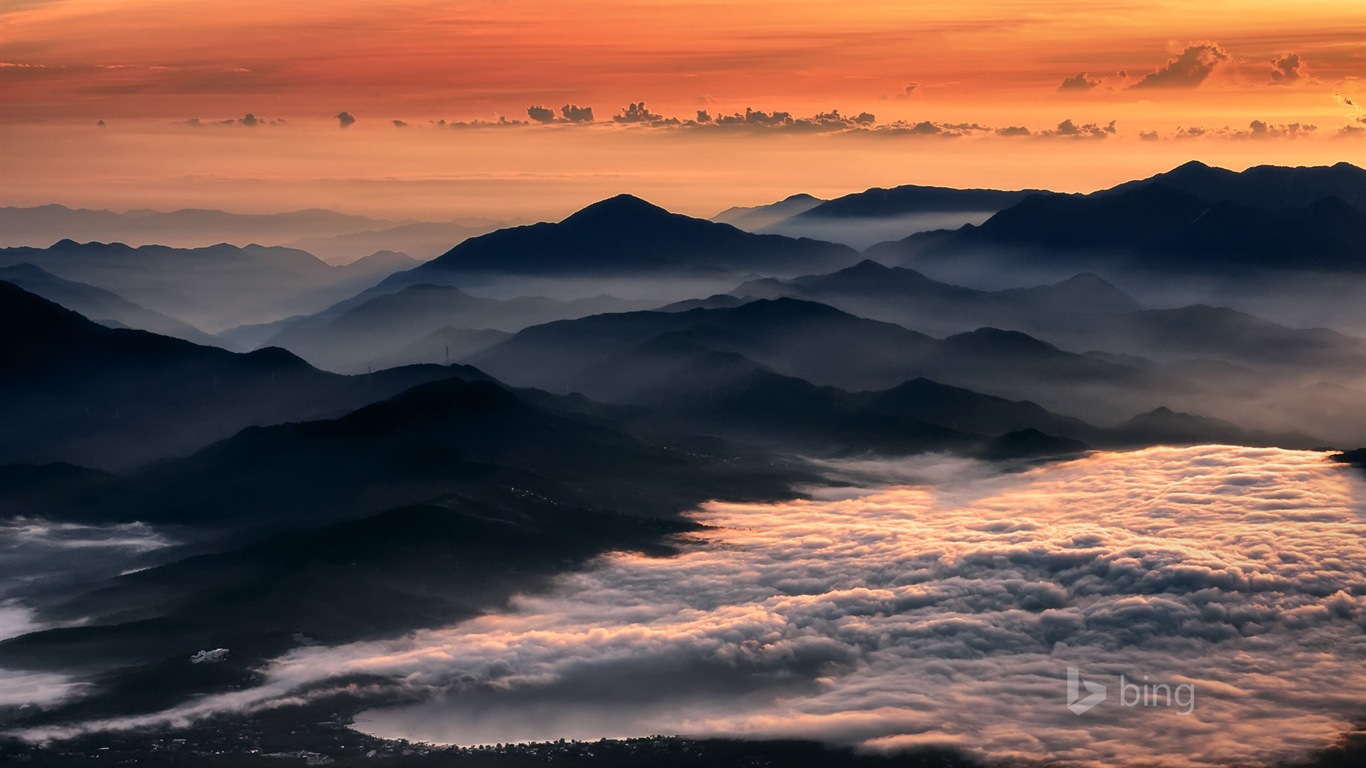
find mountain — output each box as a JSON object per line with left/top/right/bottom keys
{"left": 753, "top": 185, "right": 1046, "bottom": 248}
{"left": 796, "top": 185, "right": 1042, "bottom": 220}
{"left": 0, "top": 263, "right": 221, "bottom": 347}
{"left": 261, "top": 284, "right": 655, "bottom": 372}
{"left": 0, "top": 373, "right": 808, "bottom": 721}
{"left": 733, "top": 260, "right": 1140, "bottom": 337}
{"left": 366, "top": 326, "right": 513, "bottom": 371}
{"left": 0, "top": 282, "right": 470, "bottom": 469}
{"left": 712, "top": 193, "right": 825, "bottom": 230}
{"left": 872, "top": 163, "right": 1366, "bottom": 276}
{"left": 1102, "top": 160, "right": 1366, "bottom": 212}
{"left": 1109, "top": 406, "right": 1317, "bottom": 448}
{"left": 0, "top": 497, "right": 697, "bottom": 721}
{"left": 729, "top": 261, "right": 1365, "bottom": 371}
{"left": 385, "top": 194, "right": 860, "bottom": 282}
{"left": 466, "top": 298, "right": 1158, "bottom": 424}
{"left": 0, "top": 240, "right": 418, "bottom": 331}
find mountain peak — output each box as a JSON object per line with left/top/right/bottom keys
{"left": 562, "top": 194, "right": 673, "bottom": 225}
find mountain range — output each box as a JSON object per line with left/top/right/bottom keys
{"left": 0, "top": 282, "right": 467, "bottom": 469}
{"left": 869, "top": 162, "right": 1366, "bottom": 277}
{"left": 3, "top": 161, "right": 1364, "bottom": 757}
{"left": 0, "top": 240, "right": 417, "bottom": 332}
{"left": 383, "top": 194, "right": 860, "bottom": 283}
{"left": 0, "top": 204, "right": 506, "bottom": 263}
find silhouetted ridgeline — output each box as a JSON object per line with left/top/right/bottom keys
{"left": 0, "top": 282, "right": 469, "bottom": 469}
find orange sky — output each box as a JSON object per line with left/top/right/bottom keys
{"left": 1, "top": 1, "right": 1363, "bottom": 218}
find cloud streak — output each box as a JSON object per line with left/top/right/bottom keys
{"left": 11, "top": 446, "right": 1366, "bottom": 767}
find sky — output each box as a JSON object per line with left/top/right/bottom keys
{"left": 1, "top": 1, "right": 1363, "bottom": 219}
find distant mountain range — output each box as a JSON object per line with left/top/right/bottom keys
{"left": 465, "top": 297, "right": 1172, "bottom": 424}
{"left": 713, "top": 185, "right": 1046, "bottom": 248}
{"left": 712, "top": 193, "right": 825, "bottom": 230}
{"left": 0, "top": 204, "right": 506, "bottom": 263}
{"left": 729, "top": 260, "right": 1366, "bottom": 371}
{"left": 0, "top": 240, "right": 417, "bottom": 331}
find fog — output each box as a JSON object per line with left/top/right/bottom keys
{"left": 764, "top": 212, "right": 994, "bottom": 251}
{"left": 13, "top": 446, "right": 1364, "bottom": 767}
{"left": 0, "top": 519, "right": 174, "bottom": 604}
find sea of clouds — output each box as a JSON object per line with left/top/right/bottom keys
{"left": 11, "top": 446, "right": 1366, "bottom": 767}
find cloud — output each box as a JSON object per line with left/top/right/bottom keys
{"left": 1038, "top": 118, "right": 1116, "bottom": 139}
{"left": 392, "top": 119, "right": 408, "bottom": 128}
{"left": 335, "top": 111, "right": 355, "bottom": 129}
{"left": 1058, "top": 72, "right": 1099, "bottom": 92}
{"left": 1270, "top": 53, "right": 1302, "bottom": 84}
{"left": 560, "top": 104, "right": 594, "bottom": 123}
{"left": 1138, "top": 130, "right": 1160, "bottom": 141}
{"left": 1170, "top": 121, "right": 1317, "bottom": 140}
{"left": 1130, "top": 44, "right": 1229, "bottom": 90}
{"left": 612, "top": 101, "right": 666, "bottom": 124}
{"left": 180, "top": 114, "right": 284, "bottom": 128}
{"left": 715, "top": 106, "right": 791, "bottom": 128}
{"left": 995, "top": 126, "right": 1031, "bottom": 137}
{"left": 13, "top": 445, "right": 1366, "bottom": 768}
{"left": 1241, "top": 120, "right": 1315, "bottom": 140}
{"left": 526, "top": 104, "right": 595, "bottom": 123}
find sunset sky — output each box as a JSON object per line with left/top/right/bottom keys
{"left": 2, "top": 0, "right": 1363, "bottom": 219}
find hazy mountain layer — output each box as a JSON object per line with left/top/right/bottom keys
{"left": 0, "top": 241, "right": 415, "bottom": 331}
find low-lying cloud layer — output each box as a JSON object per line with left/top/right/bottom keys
{"left": 11, "top": 447, "right": 1366, "bottom": 767}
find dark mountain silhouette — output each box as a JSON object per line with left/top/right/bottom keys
{"left": 872, "top": 164, "right": 1366, "bottom": 275}
{"left": 1331, "top": 448, "right": 1366, "bottom": 470}
{"left": 0, "top": 240, "right": 417, "bottom": 331}
{"left": 794, "top": 185, "right": 1043, "bottom": 220}
{"left": 978, "top": 429, "right": 1089, "bottom": 460}
{"left": 0, "top": 282, "right": 472, "bottom": 469}
{"left": 262, "top": 283, "right": 652, "bottom": 372}
{"left": 103, "top": 376, "right": 797, "bottom": 529}
{"left": 745, "top": 185, "right": 1048, "bottom": 248}
{"left": 1102, "top": 160, "right": 1366, "bottom": 212}
{"left": 387, "top": 194, "right": 859, "bottom": 281}
{"left": 712, "top": 193, "right": 825, "bottom": 230}
{"left": 1109, "top": 407, "right": 1317, "bottom": 448}
{"left": 0, "top": 263, "right": 220, "bottom": 346}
